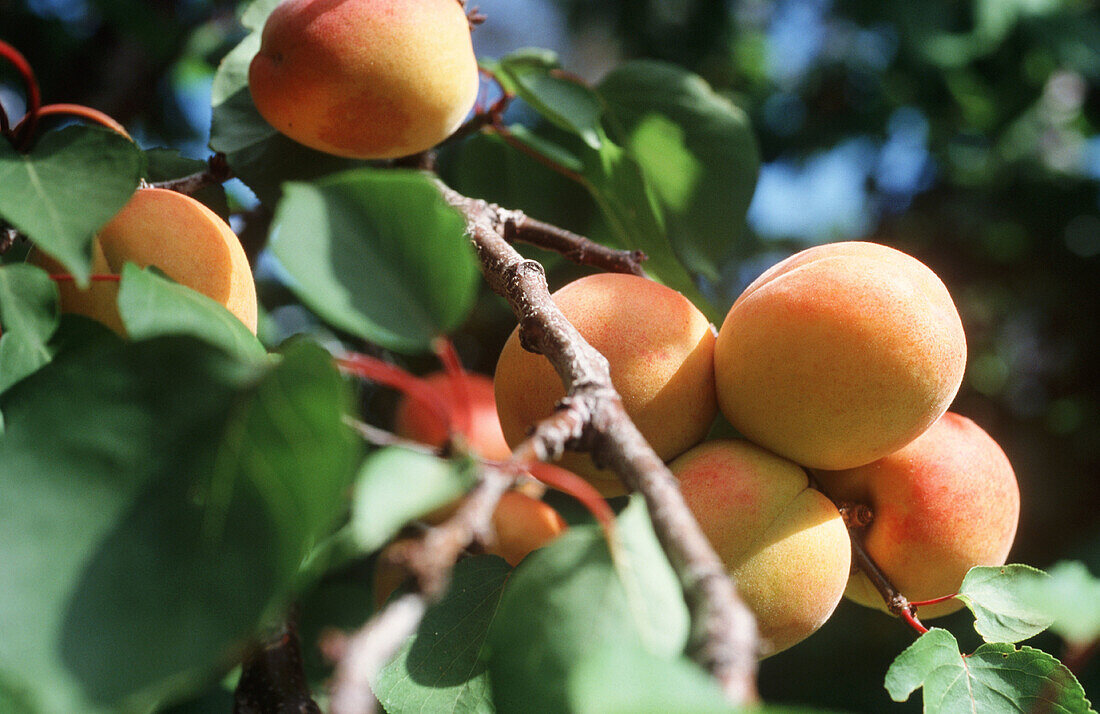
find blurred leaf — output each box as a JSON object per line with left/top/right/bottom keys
{"left": 0, "top": 336, "right": 357, "bottom": 712}
{"left": 142, "top": 149, "right": 229, "bottom": 219}
{"left": 270, "top": 169, "right": 479, "bottom": 353}
{"left": 241, "top": 0, "right": 282, "bottom": 31}
{"left": 117, "top": 265, "right": 267, "bottom": 363}
{"left": 493, "top": 50, "right": 604, "bottom": 150}
{"left": 486, "top": 495, "right": 689, "bottom": 712}
{"left": 598, "top": 60, "right": 760, "bottom": 282}
{"left": 0, "top": 264, "right": 59, "bottom": 393}
{"left": 209, "top": 29, "right": 359, "bottom": 205}
{"left": 1020, "top": 561, "right": 1100, "bottom": 647}
{"left": 957, "top": 564, "right": 1054, "bottom": 644}
{"left": 884, "top": 628, "right": 1094, "bottom": 713}
{"left": 0, "top": 126, "right": 142, "bottom": 284}
{"left": 374, "top": 556, "right": 509, "bottom": 714}
{"left": 350, "top": 448, "right": 476, "bottom": 554}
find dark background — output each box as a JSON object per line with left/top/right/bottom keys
{"left": 2, "top": 0, "right": 1098, "bottom": 710}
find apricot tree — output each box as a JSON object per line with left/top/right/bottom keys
{"left": 0, "top": 2, "right": 1097, "bottom": 714}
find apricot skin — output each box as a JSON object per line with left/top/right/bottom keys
{"left": 815, "top": 412, "right": 1019, "bottom": 619}
{"left": 249, "top": 0, "right": 479, "bottom": 159}
{"left": 394, "top": 372, "right": 512, "bottom": 461}
{"left": 493, "top": 273, "right": 718, "bottom": 497}
{"left": 671, "top": 439, "right": 851, "bottom": 656}
{"left": 30, "top": 188, "right": 257, "bottom": 335}
{"left": 714, "top": 241, "right": 967, "bottom": 471}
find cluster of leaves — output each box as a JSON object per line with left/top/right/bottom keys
{"left": 1, "top": 1, "right": 1097, "bottom": 713}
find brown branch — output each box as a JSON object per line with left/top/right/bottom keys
{"left": 440, "top": 182, "right": 760, "bottom": 703}
{"left": 233, "top": 612, "right": 321, "bottom": 714}
{"left": 503, "top": 211, "right": 648, "bottom": 276}
{"left": 151, "top": 152, "right": 233, "bottom": 195}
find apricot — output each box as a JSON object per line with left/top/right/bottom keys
{"left": 671, "top": 439, "right": 851, "bottom": 656}
{"left": 30, "top": 188, "right": 258, "bottom": 335}
{"left": 249, "top": 0, "right": 479, "bottom": 159}
{"left": 814, "top": 412, "right": 1019, "bottom": 619}
{"left": 493, "top": 273, "right": 718, "bottom": 496}
{"left": 714, "top": 241, "right": 966, "bottom": 471}
{"left": 394, "top": 372, "right": 512, "bottom": 461}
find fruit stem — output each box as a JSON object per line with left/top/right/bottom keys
{"left": 13, "top": 103, "right": 131, "bottom": 141}
{"left": 526, "top": 461, "right": 617, "bottom": 538}
{"left": 0, "top": 40, "right": 42, "bottom": 151}
{"left": 48, "top": 273, "right": 122, "bottom": 282}
{"left": 431, "top": 337, "right": 472, "bottom": 440}
{"left": 908, "top": 593, "right": 958, "bottom": 608}
{"left": 900, "top": 607, "right": 929, "bottom": 635}
{"left": 336, "top": 352, "right": 453, "bottom": 438}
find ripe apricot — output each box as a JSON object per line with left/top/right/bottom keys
{"left": 493, "top": 273, "right": 718, "bottom": 497}
{"left": 714, "top": 241, "right": 966, "bottom": 470}
{"left": 249, "top": 0, "right": 479, "bottom": 159}
{"left": 30, "top": 188, "right": 258, "bottom": 334}
{"left": 814, "top": 412, "right": 1019, "bottom": 618}
{"left": 671, "top": 439, "right": 851, "bottom": 656}
{"left": 488, "top": 490, "right": 568, "bottom": 567}
{"left": 394, "top": 372, "right": 511, "bottom": 461}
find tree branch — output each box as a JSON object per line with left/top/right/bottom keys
{"left": 151, "top": 152, "right": 233, "bottom": 195}
{"left": 441, "top": 182, "right": 760, "bottom": 703}
{"left": 502, "top": 210, "right": 647, "bottom": 276}
{"left": 233, "top": 611, "right": 321, "bottom": 714}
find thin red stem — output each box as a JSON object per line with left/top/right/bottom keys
{"left": 525, "top": 462, "right": 617, "bottom": 540}
{"left": 14, "top": 103, "right": 131, "bottom": 142}
{"left": 900, "top": 607, "right": 929, "bottom": 635}
{"left": 336, "top": 353, "right": 453, "bottom": 440}
{"left": 49, "top": 273, "right": 122, "bottom": 282}
{"left": 431, "top": 337, "right": 471, "bottom": 439}
{"left": 908, "top": 593, "right": 958, "bottom": 608}
{"left": 0, "top": 40, "right": 42, "bottom": 150}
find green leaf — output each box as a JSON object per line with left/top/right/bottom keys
{"left": 240, "top": 0, "right": 282, "bottom": 31}
{"left": 374, "top": 556, "right": 509, "bottom": 714}
{"left": 957, "top": 564, "right": 1054, "bottom": 643}
{"left": 350, "top": 448, "right": 477, "bottom": 554}
{"left": 117, "top": 265, "right": 267, "bottom": 363}
{"left": 0, "top": 336, "right": 358, "bottom": 712}
{"left": 210, "top": 29, "right": 360, "bottom": 205}
{"left": 494, "top": 50, "right": 604, "bottom": 150}
{"left": 598, "top": 60, "right": 761, "bottom": 281}
{"left": 270, "top": 169, "right": 479, "bottom": 353}
{"left": 0, "top": 264, "right": 59, "bottom": 393}
{"left": 0, "top": 126, "right": 143, "bottom": 284}
{"left": 486, "top": 494, "right": 689, "bottom": 712}
{"left": 884, "top": 628, "right": 1095, "bottom": 713}
{"left": 1020, "top": 561, "right": 1100, "bottom": 646}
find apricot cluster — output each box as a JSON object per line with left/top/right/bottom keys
{"left": 493, "top": 242, "right": 1020, "bottom": 655}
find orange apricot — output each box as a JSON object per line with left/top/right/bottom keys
{"left": 394, "top": 372, "right": 511, "bottom": 461}
{"left": 671, "top": 439, "right": 851, "bottom": 656}
{"left": 30, "top": 188, "right": 257, "bottom": 335}
{"left": 249, "top": 0, "right": 479, "bottom": 159}
{"left": 814, "top": 412, "right": 1019, "bottom": 619}
{"left": 715, "top": 241, "right": 966, "bottom": 470}
{"left": 493, "top": 273, "right": 718, "bottom": 496}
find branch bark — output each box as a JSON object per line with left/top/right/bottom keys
{"left": 441, "top": 182, "right": 760, "bottom": 702}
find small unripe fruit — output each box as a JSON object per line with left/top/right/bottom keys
{"left": 715, "top": 241, "right": 966, "bottom": 470}
{"left": 30, "top": 188, "right": 257, "bottom": 334}
{"left": 815, "top": 412, "right": 1019, "bottom": 618}
{"left": 671, "top": 439, "right": 851, "bottom": 656}
{"left": 394, "top": 372, "right": 511, "bottom": 461}
{"left": 249, "top": 0, "right": 479, "bottom": 159}
{"left": 494, "top": 273, "right": 718, "bottom": 496}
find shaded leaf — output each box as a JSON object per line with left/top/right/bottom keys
{"left": 0, "top": 336, "right": 357, "bottom": 712}
{"left": 486, "top": 495, "right": 689, "bottom": 712}
{"left": 1020, "top": 561, "right": 1100, "bottom": 647}
{"left": 494, "top": 50, "right": 604, "bottom": 150}
{"left": 957, "top": 564, "right": 1054, "bottom": 644}
{"left": 598, "top": 60, "right": 761, "bottom": 281}
{"left": 270, "top": 169, "right": 479, "bottom": 353}
{"left": 885, "top": 628, "right": 1094, "bottom": 713}
{"left": 143, "top": 148, "right": 229, "bottom": 219}
{"left": 0, "top": 126, "right": 142, "bottom": 284}
{"left": 0, "top": 264, "right": 59, "bottom": 393}
{"left": 374, "top": 556, "right": 509, "bottom": 714}
{"left": 117, "top": 265, "right": 267, "bottom": 363}
{"left": 350, "top": 448, "right": 477, "bottom": 553}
